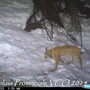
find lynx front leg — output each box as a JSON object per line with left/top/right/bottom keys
{"left": 59, "top": 61, "right": 64, "bottom": 65}
{"left": 50, "top": 60, "right": 59, "bottom": 72}
{"left": 52, "top": 60, "right": 64, "bottom": 71}
{"left": 50, "top": 56, "right": 64, "bottom": 72}
{"left": 49, "top": 56, "right": 60, "bottom": 72}
{"left": 49, "top": 64, "right": 58, "bottom": 72}
{"left": 54, "top": 60, "right": 59, "bottom": 70}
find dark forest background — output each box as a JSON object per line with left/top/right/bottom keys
{"left": 24, "top": 0, "right": 90, "bottom": 41}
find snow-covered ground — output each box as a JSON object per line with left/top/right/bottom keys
{"left": 0, "top": 0, "right": 90, "bottom": 87}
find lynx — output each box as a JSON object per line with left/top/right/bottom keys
{"left": 44, "top": 45, "right": 82, "bottom": 71}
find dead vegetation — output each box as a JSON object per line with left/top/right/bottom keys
{"left": 24, "top": 0, "right": 90, "bottom": 41}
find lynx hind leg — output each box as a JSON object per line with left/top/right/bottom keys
{"left": 77, "top": 54, "right": 82, "bottom": 70}
{"left": 74, "top": 53, "right": 82, "bottom": 70}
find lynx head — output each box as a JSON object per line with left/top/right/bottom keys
{"left": 44, "top": 48, "right": 51, "bottom": 58}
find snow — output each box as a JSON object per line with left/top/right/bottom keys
{"left": 0, "top": 0, "right": 90, "bottom": 87}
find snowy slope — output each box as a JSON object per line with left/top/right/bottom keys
{"left": 0, "top": 0, "right": 90, "bottom": 87}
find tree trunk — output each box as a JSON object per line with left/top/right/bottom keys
{"left": 66, "top": 0, "right": 81, "bottom": 33}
